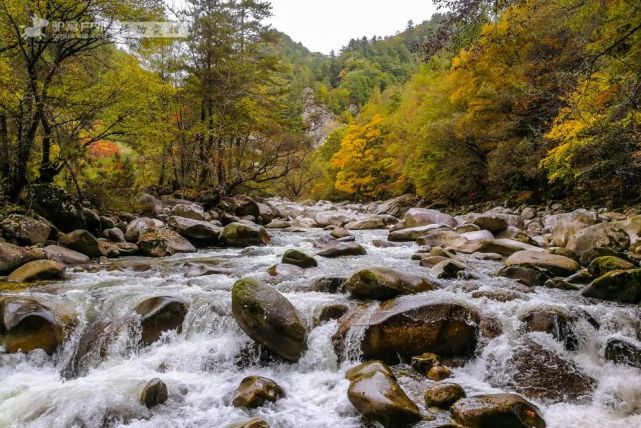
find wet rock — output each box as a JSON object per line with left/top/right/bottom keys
{"left": 471, "top": 290, "right": 524, "bottom": 302}
{"left": 451, "top": 393, "right": 546, "bottom": 428}
{"left": 282, "top": 249, "right": 317, "bottom": 268}
{"left": 135, "top": 296, "right": 189, "bottom": 346}
{"left": 487, "top": 337, "right": 596, "bottom": 402}
{"left": 582, "top": 269, "right": 641, "bottom": 303}
{"left": 404, "top": 208, "right": 457, "bottom": 228}
{"left": 311, "top": 277, "right": 346, "bottom": 293}
{"left": 229, "top": 418, "right": 270, "bottom": 428}
{"left": 139, "top": 378, "right": 168, "bottom": 408}
{"left": 334, "top": 297, "right": 480, "bottom": 363}
{"left": 183, "top": 262, "right": 231, "bottom": 278}
{"left": 410, "top": 352, "right": 442, "bottom": 374}
{"left": 115, "top": 242, "right": 140, "bottom": 256}
{"left": 344, "top": 268, "right": 437, "bottom": 300}
{"left": 170, "top": 203, "right": 205, "bottom": 221}
{"left": 587, "top": 256, "right": 635, "bottom": 278}
{"left": 347, "top": 368, "right": 421, "bottom": 428}
{"left": 0, "top": 297, "right": 63, "bottom": 354}
{"left": 346, "top": 360, "right": 396, "bottom": 381}
{"left": 59, "top": 229, "right": 103, "bottom": 258}
{"left": 419, "top": 256, "right": 450, "bottom": 268}
{"left": 428, "top": 365, "right": 452, "bottom": 380}
{"left": 498, "top": 265, "right": 551, "bottom": 287}
{"left": 8, "top": 259, "right": 66, "bottom": 282}
{"left": 232, "top": 278, "right": 307, "bottom": 362}
{"left": 604, "top": 339, "right": 641, "bottom": 368}
{"left": 567, "top": 222, "right": 630, "bottom": 257}
{"left": 545, "top": 209, "right": 597, "bottom": 247}
{"left": 0, "top": 242, "right": 46, "bottom": 275}
{"left": 0, "top": 214, "right": 51, "bottom": 245}
{"left": 313, "top": 303, "right": 349, "bottom": 326}
{"left": 232, "top": 375, "right": 284, "bottom": 409}
{"left": 124, "top": 217, "right": 164, "bottom": 242}
{"left": 389, "top": 225, "right": 454, "bottom": 243}
{"left": 424, "top": 382, "right": 466, "bottom": 409}
{"left": 20, "top": 183, "right": 85, "bottom": 232}
{"left": 167, "top": 216, "right": 221, "bottom": 246}
{"left": 317, "top": 242, "right": 366, "bottom": 258}
{"left": 566, "top": 269, "right": 594, "bottom": 285}
{"left": 505, "top": 250, "right": 580, "bottom": 276}
{"left": 219, "top": 222, "right": 271, "bottom": 247}
{"left": 267, "top": 263, "right": 304, "bottom": 277}
{"left": 520, "top": 308, "right": 584, "bottom": 350}
{"left": 102, "top": 227, "right": 126, "bottom": 243}
{"left": 432, "top": 259, "right": 467, "bottom": 279}
{"left": 138, "top": 228, "right": 196, "bottom": 257}
{"left": 330, "top": 227, "right": 352, "bottom": 239}
{"left": 543, "top": 278, "right": 580, "bottom": 291}
{"left": 265, "top": 219, "right": 290, "bottom": 229}
{"left": 44, "top": 244, "right": 89, "bottom": 265}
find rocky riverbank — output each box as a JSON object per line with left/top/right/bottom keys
{"left": 2, "top": 186, "right": 641, "bottom": 427}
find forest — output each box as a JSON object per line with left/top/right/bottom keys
{"left": 1, "top": 0, "right": 640, "bottom": 209}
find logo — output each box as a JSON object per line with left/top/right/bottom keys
{"left": 22, "top": 15, "right": 49, "bottom": 39}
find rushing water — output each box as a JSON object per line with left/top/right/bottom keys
{"left": 1, "top": 228, "right": 641, "bottom": 427}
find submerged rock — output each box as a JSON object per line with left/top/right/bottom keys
{"left": 139, "top": 378, "right": 168, "bottom": 408}
{"left": 8, "top": 259, "right": 66, "bottom": 282}
{"left": 317, "top": 242, "right": 366, "bottom": 258}
{"left": 135, "top": 296, "right": 189, "bottom": 346}
{"left": 219, "top": 222, "right": 271, "bottom": 247}
{"left": 313, "top": 303, "right": 349, "bottom": 326}
{"left": 347, "top": 362, "right": 421, "bottom": 428}
{"left": 451, "top": 393, "right": 546, "bottom": 428}
{"left": 581, "top": 269, "right": 641, "bottom": 303}
{"left": 334, "top": 296, "right": 480, "bottom": 363}
{"left": 231, "top": 278, "right": 307, "bottom": 362}
{"left": 232, "top": 376, "right": 284, "bottom": 409}
{"left": 282, "top": 249, "right": 317, "bottom": 268}
{"left": 0, "top": 297, "right": 63, "bottom": 354}
{"left": 432, "top": 259, "right": 468, "bottom": 279}
{"left": 604, "top": 339, "right": 641, "bottom": 368}
{"left": 344, "top": 268, "right": 437, "bottom": 300}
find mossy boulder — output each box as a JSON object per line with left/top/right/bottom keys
{"left": 0, "top": 242, "right": 45, "bottom": 275}
{"left": 59, "top": 229, "right": 103, "bottom": 258}
{"left": 135, "top": 296, "right": 189, "bottom": 346}
{"left": 138, "top": 228, "right": 197, "bottom": 257}
{"left": 334, "top": 296, "right": 480, "bottom": 363}
{"left": 347, "top": 367, "right": 421, "bottom": 428}
{"left": 231, "top": 278, "right": 307, "bottom": 362}
{"left": 8, "top": 260, "right": 66, "bottom": 282}
{"left": 581, "top": 269, "right": 641, "bottom": 303}
{"left": 231, "top": 375, "right": 284, "bottom": 408}
{"left": 0, "top": 297, "right": 64, "bottom": 354}
{"left": 451, "top": 393, "right": 546, "bottom": 428}
{"left": 219, "top": 222, "right": 271, "bottom": 247}
{"left": 282, "top": 249, "right": 317, "bottom": 268}
{"left": 587, "top": 256, "right": 635, "bottom": 278}
{"left": 344, "top": 268, "right": 437, "bottom": 300}
{"left": 567, "top": 222, "right": 630, "bottom": 257}
{"left": 424, "top": 382, "right": 466, "bottom": 409}
{"left": 19, "top": 183, "right": 85, "bottom": 232}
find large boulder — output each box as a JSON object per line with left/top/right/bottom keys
{"left": 519, "top": 308, "right": 592, "bottom": 350}
{"left": 0, "top": 214, "right": 51, "bottom": 245}
{"left": 232, "top": 376, "right": 284, "bottom": 409}
{"left": 333, "top": 296, "right": 480, "bottom": 363}
{"left": 346, "top": 361, "right": 421, "bottom": 428}
{"left": 44, "top": 245, "right": 89, "bottom": 265}
{"left": 0, "top": 297, "right": 64, "bottom": 354}
{"left": 102, "top": 227, "right": 126, "bottom": 243}
{"left": 486, "top": 337, "right": 596, "bottom": 402}
{"left": 168, "top": 216, "right": 221, "bottom": 246}
{"left": 19, "top": 183, "right": 85, "bottom": 232}
{"left": 414, "top": 229, "right": 467, "bottom": 248}
{"left": 58, "top": 229, "right": 103, "bottom": 258}
{"left": 135, "top": 296, "right": 188, "bottom": 346}
{"left": 317, "top": 242, "right": 366, "bottom": 258}
{"left": 375, "top": 194, "right": 420, "bottom": 218}
{"left": 219, "top": 222, "right": 271, "bottom": 247}
{"left": 140, "top": 193, "right": 163, "bottom": 217}
{"left": 314, "top": 211, "right": 354, "bottom": 227}
{"left": 0, "top": 242, "right": 45, "bottom": 275}
{"left": 231, "top": 278, "right": 307, "bottom": 362}
{"left": 471, "top": 214, "right": 510, "bottom": 233}
{"left": 138, "top": 228, "right": 197, "bottom": 257}
{"left": 221, "top": 195, "right": 260, "bottom": 219}
{"left": 404, "top": 208, "right": 457, "bottom": 228}
{"left": 545, "top": 209, "right": 597, "bottom": 247}
{"left": 139, "top": 378, "right": 168, "bottom": 409}
{"left": 581, "top": 269, "right": 641, "bottom": 303}
{"left": 505, "top": 250, "right": 580, "bottom": 276}
{"left": 125, "top": 217, "right": 164, "bottom": 242}
{"left": 282, "top": 249, "right": 317, "bottom": 268}
{"left": 604, "top": 339, "right": 641, "bottom": 368}
{"left": 587, "top": 256, "right": 635, "bottom": 278}
{"left": 170, "top": 203, "right": 205, "bottom": 221}
{"left": 567, "top": 222, "right": 630, "bottom": 257}
{"left": 344, "top": 268, "right": 437, "bottom": 300}
{"left": 451, "top": 393, "right": 546, "bottom": 428}
{"left": 8, "top": 260, "right": 66, "bottom": 282}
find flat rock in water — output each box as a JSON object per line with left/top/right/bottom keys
{"left": 8, "top": 260, "right": 66, "bottom": 282}
{"left": 581, "top": 269, "right": 641, "bottom": 303}
{"left": 344, "top": 267, "right": 437, "bottom": 300}
{"left": 505, "top": 250, "right": 580, "bottom": 276}
{"left": 451, "top": 393, "right": 546, "bottom": 428}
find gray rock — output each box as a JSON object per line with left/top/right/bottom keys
{"left": 282, "top": 249, "right": 317, "bottom": 268}
{"left": 0, "top": 242, "right": 46, "bottom": 275}
{"left": 59, "top": 229, "right": 103, "bottom": 258}
{"left": 0, "top": 214, "right": 51, "bottom": 245}
{"left": 138, "top": 228, "right": 197, "bottom": 257}
{"left": 168, "top": 216, "right": 221, "bottom": 246}
{"left": 44, "top": 245, "right": 89, "bottom": 265}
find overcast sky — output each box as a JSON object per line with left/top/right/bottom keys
{"left": 266, "top": 0, "right": 438, "bottom": 54}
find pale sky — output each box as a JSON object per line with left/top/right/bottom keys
{"left": 267, "top": 0, "right": 438, "bottom": 54}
